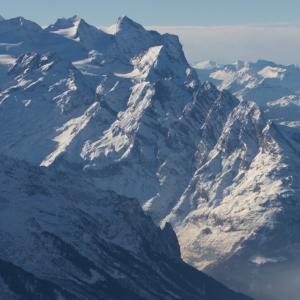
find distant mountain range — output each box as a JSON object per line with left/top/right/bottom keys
{"left": 1, "top": 15, "right": 300, "bottom": 300}
{"left": 193, "top": 59, "right": 300, "bottom": 124}
{"left": 193, "top": 59, "right": 300, "bottom": 163}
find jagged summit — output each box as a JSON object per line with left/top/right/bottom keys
{"left": 231, "top": 59, "right": 244, "bottom": 69}
{"left": 0, "top": 16, "right": 42, "bottom": 33}
{"left": 46, "top": 15, "right": 82, "bottom": 30}
{"left": 0, "top": 15, "right": 300, "bottom": 300}
{"left": 253, "top": 58, "right": 278, "bottom": 68}
{"left": 116, "top": 15, "right": 144, "bottom": 30}
{"left": 195, "top": 58, "right": 300, "bottom": 107}
{"left": 8, "top": 52, "right": 61, "bottom": 77}
{"left": 106, "top": 15, "right": 144, "bottom": 35}
{"left": 46, "top": 15, "right": 89, "bottom": 35}
{"left": 193, "top": 60, "right": 222, "bottom": 70}
{"left": 45, "top": 15, "right": 111, "bottom": 52}
{"left": 69, "top": 14, "right": 81, "bottom": 23}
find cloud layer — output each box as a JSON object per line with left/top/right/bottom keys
{"left": 146, "top": 25, "right": 300, "bottom": 66}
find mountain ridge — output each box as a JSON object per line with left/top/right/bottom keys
{"left": 0, "top": 152, "right": 253, "bottom": 300}
{"left": 1, "top": 15, "right": 300, "bottom": 300}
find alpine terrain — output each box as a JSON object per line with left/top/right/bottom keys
{"left": 0, "top": 153, "right": 254, "bottom": 300}
{"left": 193, "top": 59, "right": 300, "bottom": 153}
{"left": 0, "top": 15, "right": 299, "bottom": 300}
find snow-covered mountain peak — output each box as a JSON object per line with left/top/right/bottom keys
{"left": 46, "top": 15, "right": 111, "bottom": 52}
{"left": 231, "top": 59, "right": 245, "bottom": 69}
{"left": 0, "top": 15, "right": 4, "bottom": 22}
{"left": 258, "top": 65, "right": 286, "bottom": 79}
{"left": 193, "top": 60, "right": 222, "bottom": 70}
{"left": 100, "top": 17, "right": 160, "bottom": 63}
{"left": 195, "top": 58, "right": 300, "bottom": 110}
{"left": 70, "top": 14, "right": 81, "bottom": 23}
{"left": 1, "top": 50, "right": 95, "bottom": 123}
{"left": 252, "top": 59, "right": 278, "bottom": 70}
{"left": 8, "top": 52, "right": 62, "bottom": 77}
{"left": 116, "top": 15, "right": 144, "bottom": 30}
{"left": 107, "top": 15, "right": 144, "bottom": 35}
{"left": 47, "top": 15, "right": 83, "bottom": 30}
{"left": 0, "top": 16, "right": 42, "bottom": 33}
{"left": 1, "top": 15, "right": 300, "bottom": 300}
{"left": 161, "top": 33, "right": 185, "bottom": 60}
{"left": 130, "top": 38, "right": 198, "bottom": 87}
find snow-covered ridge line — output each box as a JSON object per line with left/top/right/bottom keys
{"left": 1, "top": 14, "right": 300, "bottom": 300}
{"left": 193, "top": 58, "right": 300, "bottom": 153}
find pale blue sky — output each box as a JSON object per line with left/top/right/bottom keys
{"left": 1, "top": 0, "right": 300, "bottom": 65}
{"left": 2, "top": 0, "right": 300, "bottom": 27}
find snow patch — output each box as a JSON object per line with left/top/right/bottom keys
{"left": 249, "top": 254, "right": 287, "bottom": 265}
{"left": 193, "top": 60, "right": 222, "bottom": 70}
{"left": 258, "top": 66, "right": 286, "bottom": 79}
{"left": 21, "top": 99, "right": 31, "bottom": 107}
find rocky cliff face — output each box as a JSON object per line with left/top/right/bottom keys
{"left": 193, "top": 59, "right": 300, "bottom": 155}
{"left": 0, "top": 154, "right": 253, "bottom": 300}
{"left": 0, "top": 15, "right": 300, "bottom": 300}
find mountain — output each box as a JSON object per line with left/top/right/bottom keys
{"left": 164, "top": 100, "right": 300, "bottom": 300}
{"left": 0, "top": 15, "right": 198, "bottom": 169}
{"left": 0, "top": 15, "right": 4, "bottom": 21}
{"left": 0, "top": 153, "right": 253, "bottom": 300}
{"left": 1, "top": 15, "right": 300, "bottom": 300}
{"left": 45, "top": 15, "right": 113, "bottom": 52}
{"left": 193, "top": 60, "right": 222, "bottom": 70}
{"left": 193, "top": 59, "right": 300, "bottom": 160}
{"left": 193, "top": 59, "right": 300, "bottom": 106}
{"left": 0, "top": 16, "right": 87, "bottom": 61}
{"left": 0, "top": 51, "right": 95, "bottom": 163}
